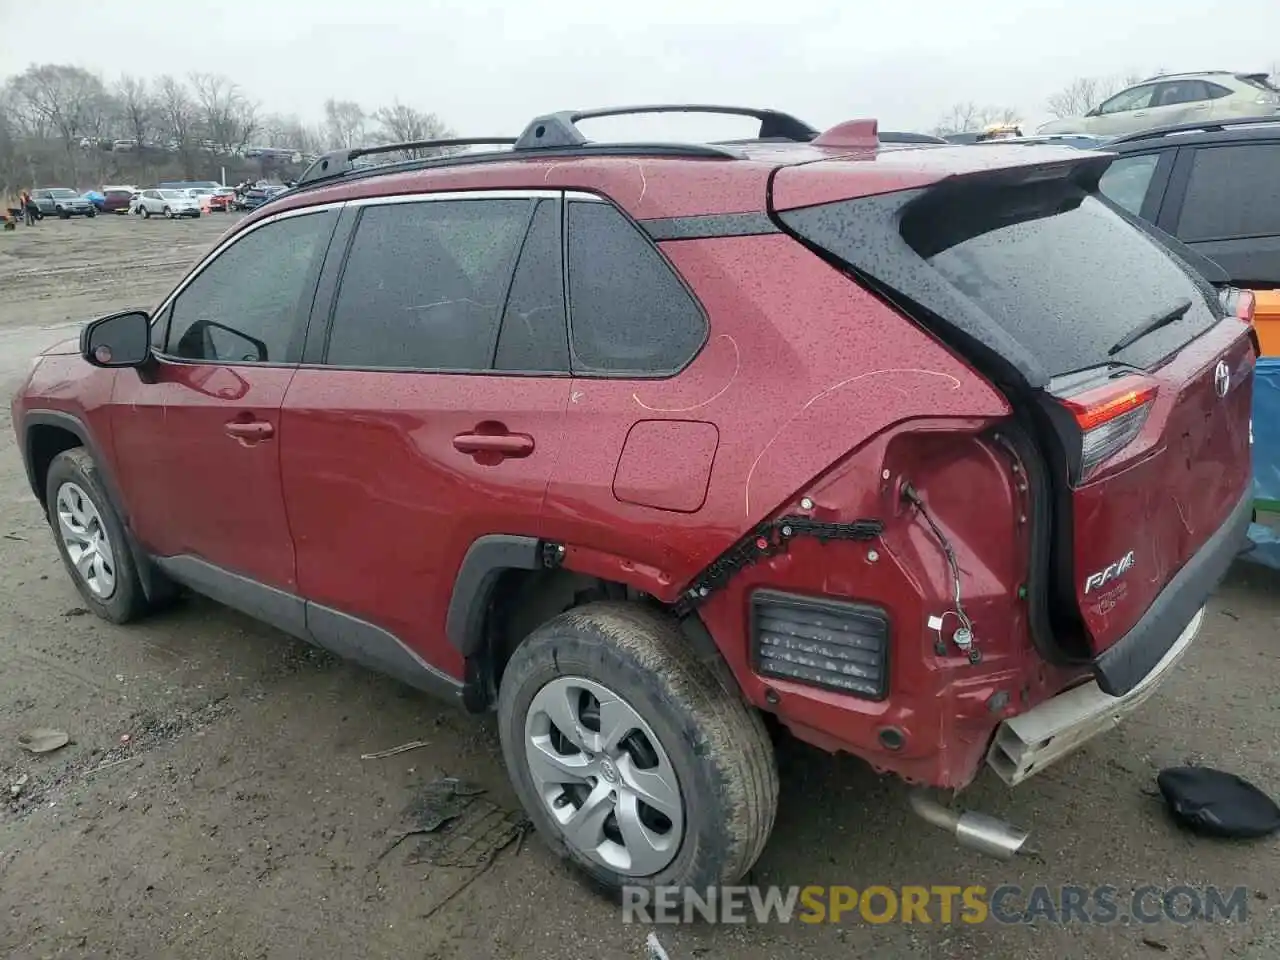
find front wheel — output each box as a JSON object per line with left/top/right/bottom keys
{"left": 162, "top": 207, "right": 173, "bottom": 219}
{"left": 86, "top": 208, "right": 96, "bottom": 218}
{"left": 45, "top": 449, "right": 148, "bottom": 623}
{"left": 498, "top": 602, "right": 778, "bottom": 892}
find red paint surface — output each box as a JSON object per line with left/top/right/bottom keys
{"left": 613, "top": 419, "right": 719, "bottom": 513}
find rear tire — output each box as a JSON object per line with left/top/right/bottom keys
{"left": 44, "top": 449, "right": 148, "bottom": 624}
{"left": 498, "top": 601, "right": 778, "bottom": 892}
{"left": 141, "top": 206, "right": 151, "bottom": 219}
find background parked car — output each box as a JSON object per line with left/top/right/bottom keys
{"left": 82, "top": 190, "right": 106, "bottom": 211}
{"left": 1040, "top": 71, "right": 1280, "bottom": 138}
{"left": 235, "top": 184, "right": 287, "bottom": 211}
{"left": 31, "top": 188, "right": 96, "bottom": 219}
{"left": 101, "top": 188, "right": 137, "bottom": 215}
{"left": 131, "top": 188, "right": 201, "bottom": 219}
{"left": 207, "top": 187, "right": 236, "bottom": 212}
{"left": 1097, "top": 117, "right": 1280, "bottom": 352}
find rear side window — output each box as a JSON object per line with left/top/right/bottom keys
{"left": 1098, "top": 153, "right": 1161, "bottom": 215}
{"left": 1176, "top": 144, "right": 1280, "bottom": 242}
{"left": 1153, "top": 80, "right": 1208, "bottom": 106}
{"left": 326, "top": 199, "right": 531, "bottom": 370}
{"left": 902, "top": 183, "right": 1217, "bottom": 377}
{"left": 566, "top": 200, "right": 706, "bottom": 375}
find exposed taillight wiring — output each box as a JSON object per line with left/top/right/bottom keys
{"left": 901, "top": 482, "right": 980, "bottom": 664}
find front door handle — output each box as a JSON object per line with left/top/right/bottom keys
{"left": 453, "top": 431, "right": 534, "bottom": 460}
{"left": 224, "top": 419, "right": 274, "bottom": 442}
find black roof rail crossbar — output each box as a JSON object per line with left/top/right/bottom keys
{"left": 514, "top": 105, "right": 819, "bottom": 150}
{"left": 297, "top": 137, "right": 517, "bottom": 187}
{"left": 1109, "top": 115, "right": 1280, "bottom": 145}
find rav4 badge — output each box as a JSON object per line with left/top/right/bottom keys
{"left": 1084, "top": 551, "right": 1136, "bottom": 594}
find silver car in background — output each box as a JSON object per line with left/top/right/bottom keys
{"left": 1039, "top": 71, "right": 1280, "bottom": 137}
{"left": 130, "top": 188, "right": 202, "bottom": 220}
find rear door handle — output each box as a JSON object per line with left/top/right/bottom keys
{"left": 224, "top": 419, "right": 274, "bottom": 441}
{"left": 453, "top": 432, "right": 534, "bottom": 460}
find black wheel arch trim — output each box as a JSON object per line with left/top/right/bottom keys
{"left": 446, "top": 534, "right": 544, "bottom": 657}
{"left": 20, "top": 408, "right": 165, "bottom": 600}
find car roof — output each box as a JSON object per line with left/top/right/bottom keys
{"left": 258, "top": 103, "right": 1099, "bottom": 223}
{"left": 1108, "top": 116, "right": 1280, "bottom": 151}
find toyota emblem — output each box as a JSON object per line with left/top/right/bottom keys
{"left": 1214, "top": 360, "right": 1231, "bottom": 398}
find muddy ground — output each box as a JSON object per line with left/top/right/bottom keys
{"left": 0, "top": 213, "right": 1278, "bottom": 960}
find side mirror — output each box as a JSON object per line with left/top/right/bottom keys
{"left": 81, "top": 310, "right": 152, "bottom": 368}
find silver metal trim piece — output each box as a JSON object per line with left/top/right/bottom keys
{"left": 347, "top": 188, "right": 565, "bottom": 207}
{"left": 986, "top": 605, "right": 1205, "bottom": 786}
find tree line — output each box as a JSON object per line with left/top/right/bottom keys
{"left": 0, "top": 63, "right": 454, "bottom": 191}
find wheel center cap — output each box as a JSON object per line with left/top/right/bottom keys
{"left": 599, "top": 757, "right": 620, "bottom": 784}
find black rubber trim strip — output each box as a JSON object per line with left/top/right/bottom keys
{"left": 641, "top": 211, "right": 782, "bottom": 242}
{"left": 445, "top": 534, "right": 543, "bottom": 656}
{"left": 1093, "top": 487, "right": 1251, "bottom": 696}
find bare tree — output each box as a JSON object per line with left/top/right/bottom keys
{"left": 155, "top": 75, "right": 198, "bottom": 176}
{"left": 372, "top": 103, "right": 453, "bottom": 158}
{"left": 190, "top": 73, "right": 257, "bottom": 153}
{"left": 323, "top": 99, "right": 367, "bottom": 149}
{"left": 7, "top": 64, "right": 108, "bottom": 174}
{"left": 932, "top": 102, "right": 1021, "bottom": 136}
{"left": 1046, "top": 72, "right": 1148, "bottom": 119}
{"left": 116, "top": 75, "right": 156, "bottom": 150}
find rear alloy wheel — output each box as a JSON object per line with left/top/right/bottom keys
{"left": 141, "top": 206, "right": 151, "bottom": 219}
{"left": 498, "top": 602, "right": 778, "bottom": 892}
{"left": 45, "top": 448, "right": 148, "bottom": 623}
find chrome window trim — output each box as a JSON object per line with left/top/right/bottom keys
{"left": 346, "top": 188, "right": 601, "bottom": 207}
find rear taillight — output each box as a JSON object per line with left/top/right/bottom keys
{"left": 1060, "top": 376, "right": 1158, "bottom": 479}
{"left": 1233, "top": 289, "right": 1256, "bottom": 324}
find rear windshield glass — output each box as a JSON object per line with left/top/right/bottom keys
{"left": 898, "top": 180, "right": 1218, "bottom": 378}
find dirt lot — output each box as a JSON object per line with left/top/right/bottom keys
{"left": 1, "top": 213, "right": 1278, "bottom": 960}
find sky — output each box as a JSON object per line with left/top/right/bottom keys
{"left": 1, "top": 0, "right": 1278, "bottom": 139}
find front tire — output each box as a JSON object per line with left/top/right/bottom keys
{"left": 44, "top": 449, "right": 147, "bottom": 624}
{"left": 163, "top": 207, "right": 173, "bottom": 219}
{"left": 498, "top": 602, "right": 778, "bottom": 892}
{"left": 86, "top": 208, "right": 96, "bottom": 218}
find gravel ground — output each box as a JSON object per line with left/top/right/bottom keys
{"left": 1, "top": 213, "right": 1278, "bottom": 960}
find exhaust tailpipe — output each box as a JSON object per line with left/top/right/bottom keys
{"left": 908, "top": 789, "right": 1029, "bottom": 860}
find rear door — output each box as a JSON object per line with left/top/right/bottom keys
{"left": 280, "top": 191, "right": 572, "bottom": 679}
{"left": 1157, "top": 140, "right": 1280, "bottom": 287}
{"left": 1147, "top": 79, "right": 1215, "bottom": 127}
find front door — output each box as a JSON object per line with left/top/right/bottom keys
{"left": 280, "top": 193, "right": 571, "bottom": 679}
{"left": 111, "top": 207, "right": 340, "bottom": 595}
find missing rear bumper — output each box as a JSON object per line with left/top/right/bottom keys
{"left": 986, "top": 606, "right": 1205, "bottom": 786}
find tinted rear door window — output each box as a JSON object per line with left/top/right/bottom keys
{"left": 1176, "top": 143, "right": 1280, "bottom": 242}
{"left": 566, "top": 200, "right": 706, "bottom": 375}
{"left": 326, "top": 199, "right": 532, "bottom": 370}
{"left": 901, "top": 180, "right": 1217, "bottom": 377}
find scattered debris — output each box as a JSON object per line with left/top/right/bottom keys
{"left": 1140, "top": 936, "right": 1169, "bottom": 951}
{"left": 1157, "top": 766, "right": 1280, "bottom": 838}
{"left": 360, "top": 739, "right": 431, "bottom": 760}
{"left": 83, "top": 756, "right": 134, "bottom": 778}
{"left": 10, "top": 773, "right": 30, "bottom": 798}
{"left": 17, "top": 728, "right": 70, "bottom": 754}
{"left": 119, "top": 734, "right": 131, "bottom": 745}
{"left": 62, "top": 607, "right": 89, "bottom": 617}
{"left": 3, "top": 533, "right": 27, "bottom": 541}
{"left": 645, "top": 932, "right": 672, "bottom": 960}
{"left": 376, "top": 777, "right": 528, "bottom": 870}
{"left": 1219, "top": 609, "right": 1240, "bottom": 621}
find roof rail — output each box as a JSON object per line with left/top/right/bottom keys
{"left": 296, "top": 137, "right": 517, "bottom": 187}
{"left": 513, "top": 104, "right": 818, "bottom": 150}
{"left": 1108, "top": 115, "right": 1280, "bottom": 145}
{"left": 1136, "top": 69, "right": 1231, "bottom": 83}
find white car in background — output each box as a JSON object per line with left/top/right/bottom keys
{"left": 130, "top": 188, "right": 202, "bottom": 220}
{"left": 1039, "top": 70, "right": 1280, "bottom": 137}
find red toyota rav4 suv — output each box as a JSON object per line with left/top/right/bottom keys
{"left": 11, "top": 106, "right": 1256, "bottom": 891}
